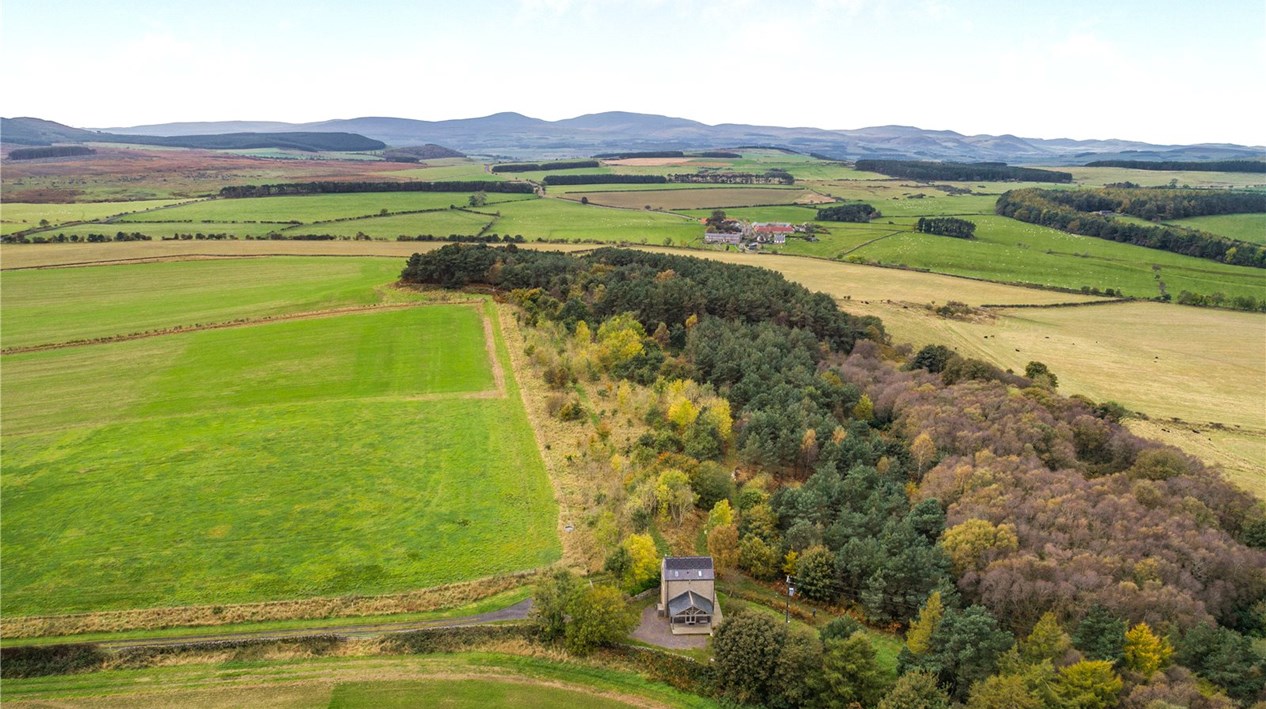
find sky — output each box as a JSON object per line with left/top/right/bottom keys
{"left": 3, "top": 0, "right": 1264, "bottom": 146}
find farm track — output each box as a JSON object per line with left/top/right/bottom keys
{"left": 0, "top": 300, "right": 481, "bottom": 355}
{"left": 83, "top": 598, "right": 534, "bottom": 650}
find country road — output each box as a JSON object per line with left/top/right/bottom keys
{"left": 89, "top": 598, "right": 534, "bottom": 650}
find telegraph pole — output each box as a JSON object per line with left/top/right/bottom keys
{"left": 785, "top": 575, "right": 796, "bottom": 623}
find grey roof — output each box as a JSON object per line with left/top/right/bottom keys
{"left": 663, "top": 556, "right": 715, "bottom": 581}
{"left": 667, "top": 590, "right": 714, "bottom": 617}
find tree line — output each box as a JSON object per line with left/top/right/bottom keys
{"left": 856, "top": 160, "right": 1073, "bottom": 183}
{"left": 219, "top": 180, "right": 534, "bottom": 198}
{"left": 916, "top": 216, "right": 976, "bottom": 238}
{"left": 541, "top": 174, "right": 667, "bottom": 186}
{"left": 1085, "top": 159, "right": 1266, "bottom": 174}
{"left": 667, "top": 170, "right": 794, "bottom": 185}
{"left": 7, "top": 145, "right": 95, "bottom": 160}
{"left": 817, "top": 202, "right": 881, "bottom": 222}
{"left": 490, "top": 160, "right": 600, "bottom": 173}
{"left": 996, "top": 187, "right": 1266, "bottom": 268}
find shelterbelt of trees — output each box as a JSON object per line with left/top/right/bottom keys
{"left": 1085, "top": 159, "right": 1266, "bottom": 173}
{"left": 855, "top": 159, "right": 1073, "bottom": 183}
{"left": 996, "top": 187, "right": 1266, "bottom": 269}
{"left": 491, "top": 160, "right": 600, "bottom": 173}
{"left": 218, "top": 180, "right": 535, "bottom": 198}
{"left": 404, "top": 245, "right": 1265, "bottom": 706}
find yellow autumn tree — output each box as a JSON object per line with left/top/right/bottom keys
{"left": 707, "top": 499, "right": 734, "bottom": 531}
{"left": 623, "top": 533, "right": 660, "bottom": 587}
{"left": 940, "top": 518, "right": 1020, "bottom": 575}
{"left": 1123, "top": 622, "right": 1172, "bottom": 678}
{"left": 595, "top": 313, "right": 644, "bottom": 371}
{"left": 708, "top": 523, "right": 739, "bottom": 570}
{"left": 852, "top": 393, "right": 874, "bottom": 421}
{"left": 906, "top": 590, "right": 944, "bottom": 656}
{"left": 667, "top": 397, "right": 700, "bottom": 431}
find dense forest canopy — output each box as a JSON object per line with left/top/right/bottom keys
{"left": 915, "top": 216, "right": 976, "bottom": 238}
{"left": 406, "top": 245, "right": 1266, "bottom": 706}
{"left": 996, "top": 187, "right": 1266, "bottom": 269}
{"left": 855, "top": 160, "right": 1073, "bottom": 183}
{"left": 6, "top": 145, "right": 95, "bottom": 160}
{"left": 817, "top": 203, "right": 881, "bottom": 222}
{"left": 1084, "top": 159, "right": 1266, "bottom": 173}
{"left": 491, "top": 160, "right": 601, "bottom": 173}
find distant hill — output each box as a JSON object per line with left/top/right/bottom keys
{"left": 14, "top": 113, "right": 1266, "bottom": 163}
{"left": 1, "top": 117, "right": 385, "bottom": 152}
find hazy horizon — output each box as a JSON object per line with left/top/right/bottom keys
{"left": 3, "top": 0, "right": 1264, "bottom": 146}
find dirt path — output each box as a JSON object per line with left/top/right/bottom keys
{"left": 482, "top": 307, "right": 507, "bottom": 396}
{"left": 90, "top": 599, "right": 534, "bottom": 650}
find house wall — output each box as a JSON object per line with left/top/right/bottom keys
{"left": 663, "top": 578, "right": 716, "bottom": 608}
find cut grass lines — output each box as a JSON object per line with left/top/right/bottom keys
{"left": 1, "top": 304, "right": 560, "bottom": 616}
{"left": 0, "top": 256, "right": 407, "bottom": 348}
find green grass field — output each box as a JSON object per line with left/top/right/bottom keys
{"left": 116, "top": 192, "right": 535, "bottom": 224}
{"left": 1, "top": 257, "right": 409, "bottom": 348}
{"left": 575, "top": 187, "right": 819, "bottom": 211}
{"left": 1166, "top": 213, "right": 1266, "bottom": 244}
{"left": 1, "top": 199, "right": 188, "bottom": 235}
{"left": 329, "top": 679, "right": 642, "bottom": 708}
{"left": 847, "top": 214, "right": 1266, "bottom": 300}
{"left": 290, "top": 209, "right": 495, "bottom": 238}
{"left": 0, "top": 653, "right": 719, "bottom": 708}
{"left": 1, "top": 304, "right": 560, "bottom": 616}
{"left": 32, "top": 221, "right": 288, "bottom": 239}
{"left": 492, "top": 198, "right": 701, "bottom": 242}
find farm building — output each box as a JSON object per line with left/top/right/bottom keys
{"left": 658, "top": 556, "right": 721, "bottom": 634}
{"left": 704, "top": 231, "right": 742, "bottom": 244}
{"left": 746, "top": 222, "right": 793, "bottom": 244}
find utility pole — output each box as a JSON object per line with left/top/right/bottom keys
{"left": 785, "top": 574, "right": 796, "bottom": 624}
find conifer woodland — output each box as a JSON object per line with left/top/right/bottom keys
{"left": 403, "top": 245, "right": 1266, "bottom": 707}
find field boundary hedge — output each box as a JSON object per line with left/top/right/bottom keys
{"left": 2, "top": 572, "right": 538, "bottom": 640}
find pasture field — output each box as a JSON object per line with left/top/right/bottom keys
{"left": 33, "top": 220, "right": 287, "bottom": 239}
{"left": 0, "top": 654, "right": 719, "bottom": 708}
{"left": 0, "top": 257, "right": 409, "bottom": 348}
{"left": 847, "top": 214, "right": 1266, "bottom": 300}
{"left": 1, "top": 304, "right": 560, "bottom": 615}
{"left": 295, "top": 209, "right": 495, "bottom": 238}
{"left": 1055, "top": 166, "right": 1266, "bottom": 189}
{"left": 1167, "top": 213, "right": 1266, "bottom": 244}
{"left": 574, "top": 187, "right": 823, "bottom": 210}
{"left": 1, "top": 199, "right": 188, "bottom": 234}
{"left": 490, "top": 198, "right": 701, "bottom": 242}
{"left": 382, "top": 159, "right": 509, "bottom": 182}
{"left": 115, "top": 192, "right": 535, "bottom": 224}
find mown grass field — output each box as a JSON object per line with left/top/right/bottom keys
{"left": 575, "top": 187, "right": 821, "bottom": 210}
{"left": 0, "top": 257, "right": 408, "bottom": 348}
{"left": 1, "top": 303, "right": 560, "bottom": 616}
{"left": 295, "top": 209, "right": 495, "bottom": 238}
{"left": 1, "top": 199, "right": 188, "bottom": 234}
{"left": 490, "top": 198, "right": 701, "bottom": 242}
{"left": 1167, "top": 213, "right": 1266, "bottom": 244}
{"left": 115, "top": 192, "right": 535, "bottom": 224}
{"left": 0, "top": 653, "right": 719, "bottom": 708}
{"left": 847, "top": 214, "right": 1266, "bottom": 300}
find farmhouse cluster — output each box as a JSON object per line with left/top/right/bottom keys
{"left": 703, "top": 220, "right": 798, "bottom": 246}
